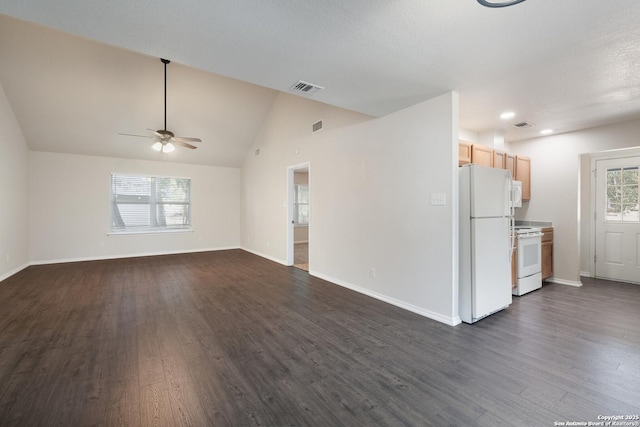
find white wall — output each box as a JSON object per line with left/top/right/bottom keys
{"left": 459, "top": 128, "right": 478, "bottom": 145}
{"left": 0, "top": 82, "right": 29, "bottom": 281}
{"left": 241, "top": 93, "right": 373, "bottom": 261}
{"left": 508, "top": 118, "right": 640, "bottom": 284}
{"left": 30, "top": 151, "right": 241, "bottom": 263}
{"left": 242, "top": 91, "right": 460, "bottom": 325}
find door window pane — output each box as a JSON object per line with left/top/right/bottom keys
{"left": 606, "top": 167, "right": 639, "bottom": 223}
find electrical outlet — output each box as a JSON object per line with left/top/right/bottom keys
{"left": 430, "top": 193, "right": 446, "bottom": 206}
{"left": 370, "top": 268, "right": 376, "bottom": 278}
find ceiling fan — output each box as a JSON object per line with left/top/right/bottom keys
{"left": 120, "top": 58, "right": 201, "bottom": 153}
{"left": 476, "top": 0, "right": 527, "bottom": 7}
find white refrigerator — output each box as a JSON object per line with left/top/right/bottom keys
{"left": 459, "top": 164, "right": 513, "bottom": 324}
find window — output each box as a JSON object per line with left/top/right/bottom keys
{"left": 605, "top": 166, "right": 639, "bottom": 222}
{"left": 294, "top": 184, "right": 309, "bottom": 225}
{"left": 110, "top": 174, "right": 191, "bottom": 233}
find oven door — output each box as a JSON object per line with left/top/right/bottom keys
{"left": 517, "top": 233, "right": 542, "bottom": 278}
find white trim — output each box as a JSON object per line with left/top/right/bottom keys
{"left": 240, "top": 246, "right": 288, "bottom": 266}
{"left": 286, "top": 162, "right": 310, "bottom": 267}
{"left": 0, "top": 263, "right": 30, "bottom": 283}
{"left": 451, "top": 92, "right": 460, "bottom": 324}
{"left": 310, "top": 270, "right": 462, "bottom": 327}
{"left": 580, "top": 270, "right": 592, "bottom": 277}
{"left": 108, "top": 228, "right": 193, "bottom": 236}
{"left": 546, "top": 277, "right": 583, "bottom": 287}
{"left": 29, "top": 246, "right": 240, "bottom": 266}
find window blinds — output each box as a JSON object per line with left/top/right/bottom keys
{"left": 111, "top": 174, "right": 191, "bottom": 233}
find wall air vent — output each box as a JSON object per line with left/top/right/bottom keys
{"left": 312, "top": 120, "right": 323, "bottom": 133}
{"left": 289, "top": 80, "right": 324, "bottom": 96}
{"left": 513, "top": 121, "right": 534, "bottom": 128}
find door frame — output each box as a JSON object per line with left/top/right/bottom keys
{"left": 286, "top": 162, "right": 310, "bottom": 267}
{"left": 589, "top": 147, "right": 640, "bottom": 279}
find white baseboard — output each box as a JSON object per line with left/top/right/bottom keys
{"left": 580, "top": 271, "right": 592, "bottom": 277}
{"left": 0, "top": 262, "right": 30, "bottom": 283}
{"left": 16, "top": 248, "right": 464, "bottom": 327}
{"left": 310, "top": 270, "right": 461, "bottom": 326}
{"left": 293, "top": 240, "right": 309, "bottom": 244}
{"left": 28, "top": 246, "right": 241, "bottom": 266}
{"left": 239, "top": 247, "right": 288, "bottom": 266}
{"left": 546, "top": 277, "right": 583, "bottom": 287}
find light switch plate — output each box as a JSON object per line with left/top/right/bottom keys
{"left": 430, "top": 193, "right": 446, "bottom": 206}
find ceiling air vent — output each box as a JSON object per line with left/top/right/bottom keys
{"left": 289, "top": 80, "right": 324, "bottom": 96}
{"left": 312, "top": 120, "right": 323, "bottom": 133}
{"left": 513, "top": 121, "right": 534, "bottom": 128}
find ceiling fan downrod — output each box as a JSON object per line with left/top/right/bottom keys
{"left": 161, "top": 58, "right": 170, "bottom": 133}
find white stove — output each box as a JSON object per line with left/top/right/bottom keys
{"left": 515, "top": 226, "right": 542, "bottom": 235}
{"left": 513, "top": 227, "right": 543, "bottom": 295}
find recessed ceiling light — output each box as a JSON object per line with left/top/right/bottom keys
{"left": 500, "top": 111, "right": 515, "bottom": 120}
{"left": 540, "top": 129, "right": 553, "bottom": 135}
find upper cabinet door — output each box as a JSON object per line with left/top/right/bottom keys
{"left": 493, "top": 149, "right": 507, "bottom": 169}
{"left": 506, "top": 153, "right": 516, "bottom": 179}
{"left": 515, "top": 155, "right": 531, "bottom": 201}
{"left": 459, "top": 141, "right": 472, "bottom": 166}
{"left": 471, "top": 144, "right": 493, "bottom": 168}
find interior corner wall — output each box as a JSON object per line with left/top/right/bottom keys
{"left": 241, "top": 91, "right": 459, "bottom": 325}
{"left": 29, "top": 151, "right": 241, "bottom": 263}
{"left": 508, "top": 118, "right": 640, "bottom": 283}
{"left": 0, "top": 82, "right": 29, "bottom": 281}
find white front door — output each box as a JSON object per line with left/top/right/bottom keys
{"left": 595, "top": 156, "right": 640, "bottom": 284}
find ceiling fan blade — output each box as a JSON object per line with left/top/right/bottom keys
{"left": 146, "top": 128, "right": 165, "bottom": 138}
{"left": 119, "top": 133, "right": 156, "bottom": 139}
{"left": 173, "top": 140, "right": 198, "bottom": 149}
{"left": 172, "top": 136, "right": 202, "bottom": 143}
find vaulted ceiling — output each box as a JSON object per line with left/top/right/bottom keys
{"left": 1, "top": 1, "right": 640, "bottom": 166}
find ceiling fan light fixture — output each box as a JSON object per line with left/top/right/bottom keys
{"left": 152, "top": 142, "right": 163, "bottom": 152}
{"left": 477, "top": 0, "right": 527, "bottom": 8}
{"left": 163, "top": 142, "right": 175, "bottom": 153}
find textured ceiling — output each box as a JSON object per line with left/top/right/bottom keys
{"left": 1, "top": 0, "right": 640, "bottom": 166}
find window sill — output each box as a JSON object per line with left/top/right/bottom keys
{"left": 108, "top": 228, "right": 193, "bottom": 236}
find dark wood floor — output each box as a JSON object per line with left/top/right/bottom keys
{"left": 0, "top": 250, "right": 639, "bottom": 426}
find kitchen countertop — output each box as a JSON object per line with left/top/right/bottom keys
{"left": 515, "top": 220, "right": 552, "bottom": 228}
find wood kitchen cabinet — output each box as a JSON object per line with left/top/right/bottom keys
{"left": 493, "top": 149, "right": 507, "bottom": 169}
{"left": 541, "top": 227, "right": 553, "bottom": 280}
{"left": 471, "top": 144, "right": 493, "bottom": 167}
{"left": 506, "top": 153, "right": 516, "bottom": 178}
{"left": 459, "top": 141, "right": 472, "bottom": 166}
{"left": 515, "top": 155, "right": 531, "bottom": 201}
{"left": 459, "top": 144, "right": 532, "bottom": 203}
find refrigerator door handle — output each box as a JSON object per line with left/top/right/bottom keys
{"left": 509, "top": 174, "right": 515, "bottom": 262}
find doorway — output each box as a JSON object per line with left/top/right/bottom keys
{"left": 287, "top": 163, "right": 310, "bottom": 271}
{"left": 593, "top": 155, "right": 640, "bottom": 283}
